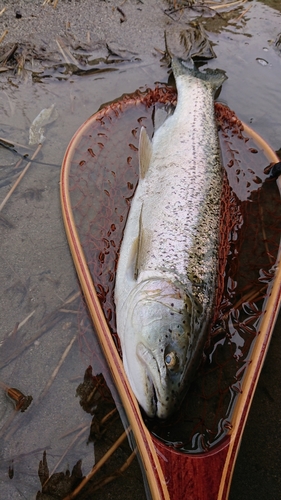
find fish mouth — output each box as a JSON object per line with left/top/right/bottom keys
{"left": 136, "top": 342, "right": 166, "bottom": 418}
{"left": 146, "top": 375, "right": 158, "bottom": 418}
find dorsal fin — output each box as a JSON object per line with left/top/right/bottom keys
{"left": 139, "top": 127, "right": 152, "bottom": 179}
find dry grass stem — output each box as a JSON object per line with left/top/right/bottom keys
{"left": 0, "top": 44, "right": 18, "bottom": 65}
{"left": 258, "top": 203, "right": 275, "bottom": 265}
{"left": 43, "top": 425, "right": 88, "bottom": 489}
{"left": 60, "top": 423, "right": 88, "bottom": 439}
{"left": 0, "top": 292, "right": 79, "bottom": 370}
{"left": 0, "top": 213, "right": 13, "bottom": 228}
{"left": 0, "top": 310, "right": 35, "bottom": 349}
{"left": 0, "top": 136, "right": 33, "bottom": 150}
{"left": 0, "top": 380, "right": 9, "bottom": 391}
{"left": 0, "top": 143, "right": 42, "bottom": 212}
{"left": 222, "top": 285, "right": 267, "bottom": 321}
{"left": 0, "top": 30, "right": 8, "bottom": 44}
{"left": 100, "top": 408, "right": 118, "bottom": 426}
{"left": 0, "top": 386, "right": 33, "bottom": 440}
{"left": 59, "top": 308, "right": 78, "bottom": 314}
{"left": 96, "top": 408, "right": 119, "bottom": 439}
{"left": 0, "top": 312, "right": 62, "bottom": 369}
{"left": 38, "top": 290, "right": 80, "bottom": 328}
{"left": 235, "top": 4, "right": 251, "bottom": 21}
{"left": 0, "top": 408, "right": 19, "bottom": 440}
{"left": 0, "top": 8, "right": 6, "bottom": 16}
{"left": 59, "top": 290, "right": 81, "bottom": 308}
{"left": 91, "top": 448, "right": 137, "bottom": 493}
{"left": 12, "top": 158, "right": 24, "bottom": 172}
{"left": 8, "top": 310, "right": 35, "bottom": 337}
{"left": 38, "top": 335, "right": 76, "bottom": 401}
{"left": 42, "top": 0, "right": 59, "bottom": 6}
{"left": 37, "top": 291, "right": 80, "bottom": 329}
{"left": 63, "top": 429, "right": 129, "bottom": 500}
{"left": 56, "top": 38, "right": 77, "bottom": 66}
{"left": 205, "top": 0, "right": 247, "bottom": 9}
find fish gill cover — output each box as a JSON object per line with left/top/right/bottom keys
{"left": 67, "top": 86, "right": 281, "bottom": 453}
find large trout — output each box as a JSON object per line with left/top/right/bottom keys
{"left": 115, "top": 58, "right": 227, "bottom": 418}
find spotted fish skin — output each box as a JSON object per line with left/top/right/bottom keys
{"left": 115, "top": 58, "right": 227, "bottom": 418}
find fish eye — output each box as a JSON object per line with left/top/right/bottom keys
{"left": 165, "top": 351, "right": 179, "bottom": 370}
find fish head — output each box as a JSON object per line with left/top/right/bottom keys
{"left": 120, "top": 279, "right": 206, "bottom": 419}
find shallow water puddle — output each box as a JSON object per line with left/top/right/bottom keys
{"left": 0, "top": 60, "right": 162, "bottom": 500}
{"left": 0, "top": 2, "right": 280, "bottom": 499}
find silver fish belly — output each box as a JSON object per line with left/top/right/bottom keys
{"left": 115, "top": 58, "right": 226, "bottom": 418}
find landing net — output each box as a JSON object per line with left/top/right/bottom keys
{"left": 67, "top": 86, "right": 281, "bottom": 452}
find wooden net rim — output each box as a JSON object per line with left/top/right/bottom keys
{"left": 60, "top": 95, "right": 280, "bottom": 500}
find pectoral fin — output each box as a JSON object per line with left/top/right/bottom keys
{"left": 125, "top": 205, "right": 143, "bottom": 282}
{"left": 139, "top": 127, "right": 152, "bottom": 179}
{"left": 135, "top": 204, "right": 152, "bottom": 279}
{"left": 125, "top": 201, "right": 152, "bottom": 281}
{"left": 126, "top": 236, "right": 139, "bottom": 281}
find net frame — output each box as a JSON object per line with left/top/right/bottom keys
{"left": 61, "top": 86, "right": 281, "bottom": 500}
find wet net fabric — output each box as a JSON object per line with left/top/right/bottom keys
{"left": 67, "top": 87, "right": 281, "bottom": 452}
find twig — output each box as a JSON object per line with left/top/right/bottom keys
{"left": 91, "top": 448, "right": 137, "bottom": 493}
{"left": 0, "top": 213, "right": 13, "bottom": 227}
{"left": 205, "top": 0, "right": 248, "bottom": 9}
{"left": 43, "top": 425, "right": 88, "bottom": 489}
{"left": 38, "top": 335, "right": 76, "bottom": 401}
{"left": 222, "top": 285, "right": 267, "bottom": 321}
{"left": 0, "top": 30, "right": 8, "bottom": 44}
{"left": 0, "top": 136, "right": 33, "bottom": 150}
{"left": 0, "top": 386, "right": 32, "bottom": 440}
{"left": 117, "top": 6, "right": 127, "bottom": 22}
{"left": 37, "top": 290, "right": 80, "bottom": 329}
{"left": 0, "top": 44, "right": 18, "bottom": 65}
{"left": 59, "top": 308, "right": 78, "bottom": 314}
{"left": 0, "top": 291, "right": 80, "bottom": 369}
{"left": 3, "top": 333, "right": 77, "bottom": 441}
{"left": 60, "top": 423, "right": 88, "bottom": 439}
{"left": 56, "top": 37, "right": 78, "bottom": 66}
{"left": 7, "top": 310, "right": 35, "bottom": 337}
{"left": 43, "top": 0, "right": 59, "bottom": 6}
{"left": 96, "top": 408, "right": 119, "bottom": 439}
{"left": 100, "top": 408, "right": 117, "bottom": 426}
{"left": 0, "top": 408, "right": 19, "bottom": 440}
{"left": 0, "top": 7, "right": 6, "bottom": 16}
{"left": 63, "top": 429, "right": 130, "bottom": 500}
{"left": 235, "top": 4, "right": 251, "bottom": 22}
{"left": 0, "top": 310, "right": 35, "bottom": 349}
{"left": 0, "top": 143, "right": 42, "bottom": 212}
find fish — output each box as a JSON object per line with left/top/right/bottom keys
{"left": 115, "top": 58, "right": 227, "bottom": 419}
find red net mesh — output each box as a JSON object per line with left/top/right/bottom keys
{"left": 67, "top": 86, "right": 281, "bottom": 452}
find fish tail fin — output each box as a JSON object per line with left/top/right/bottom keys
{"left": 172, "top": 57, "right": 227, "bottom": 92}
